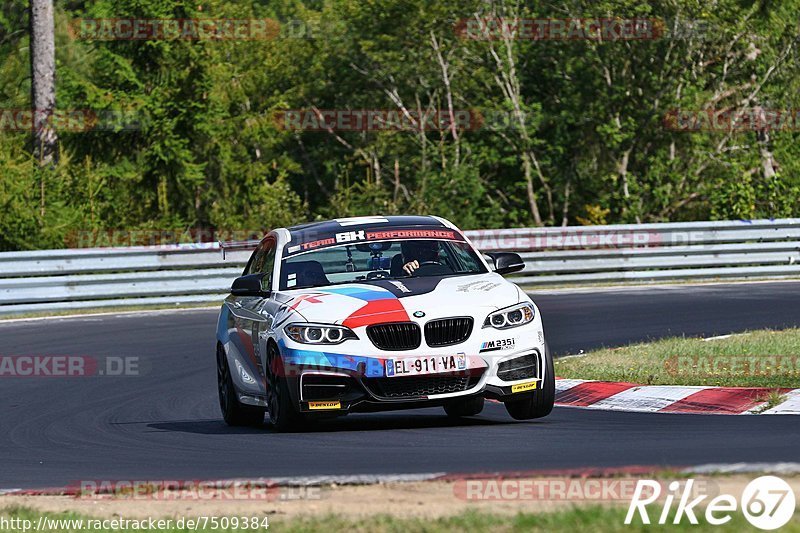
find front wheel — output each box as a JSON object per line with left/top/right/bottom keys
{"left": 217, "top": 345, "right": 265, "bottom": 426}
{"left": 504, "top": 342, "right": 555, "bottom": 420}
{"left": 265, "top": 343, "right": 304, "bottom": 431}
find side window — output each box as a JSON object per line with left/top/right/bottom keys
{"left": 244, "top": 238, "right": 276, "bottom": 292}
{"left": 259, "top": 242, "right": 276, "bottom": 292}
{"left": 246, "top": 249, "right": 264, "bottom": 276}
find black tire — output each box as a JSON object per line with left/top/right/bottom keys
{"left": 444, "top": 396, "right": 485, "bottom": 417}
{"left": 504, "top": 342, "right": 555, "bottom": 420}
{"left": 217, "top": 345, "right": 265, "bottom": 426}
{"left": 265, "top": 342, "right": 304, "bottom": 431}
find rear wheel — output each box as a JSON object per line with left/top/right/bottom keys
{"left": 265, "top": 342, "right": 304, "bottom": 431}
{"left": 217, "top": 345, "right": 265, "bottom": 426}
{"left": 444, "top": 396, "right": 485, "bottom": 417}
{"left": 504, "top": 342, "right": 555, "bottom": 420}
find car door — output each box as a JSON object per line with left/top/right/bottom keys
{"left": 227, "top": 237, "right": 278, "bottom": 381}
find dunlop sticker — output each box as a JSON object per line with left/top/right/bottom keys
{"left": 308, "top": 401, "right": 342, "bottom": 410}
{"left": 511, "top": 381, "right": 538, "bottom": 393}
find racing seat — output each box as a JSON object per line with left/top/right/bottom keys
{"left": 390, "top": 253, "right": 406, "bottom": 277}
{"left": 283, "top": 260, "right": 329, "bottom": 288}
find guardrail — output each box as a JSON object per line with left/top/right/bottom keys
{"left": 1, "top": 218, "right": 799, "bottom": 316}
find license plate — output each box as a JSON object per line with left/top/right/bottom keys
{"left": 385, "top": 354, "right": 467, "bottom": 377}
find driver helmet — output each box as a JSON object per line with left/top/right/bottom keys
{"left": 401, "top": 240, "right": 439, "bottom": 263}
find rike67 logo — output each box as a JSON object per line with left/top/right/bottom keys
{"left": 626, "top": 476, "right": 796, "bottom": 530}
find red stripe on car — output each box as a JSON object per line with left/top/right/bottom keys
{"left": 342, "top": 299, "right": 410, "bottom": 329}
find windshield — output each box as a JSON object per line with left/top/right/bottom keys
{"left": 279, "top": 239, "right": 487, "bottom": 290}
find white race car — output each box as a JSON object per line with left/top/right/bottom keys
{"left": 216, "top": 215, "right": 554, "bottom": 430}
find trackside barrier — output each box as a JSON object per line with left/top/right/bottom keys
{"left": 0, "top": 219, "right": 798, "bottom": 315}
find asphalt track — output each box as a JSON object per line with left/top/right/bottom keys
{"left": 2, "top": 281, "right": 800, "bottom": 488}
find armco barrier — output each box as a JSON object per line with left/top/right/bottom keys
{"left": 0, "top": 218, "right": 799, "bottom": 316}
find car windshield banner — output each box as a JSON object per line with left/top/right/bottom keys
{"left": 284, "top": 227, "right": 464, "bottom": 256}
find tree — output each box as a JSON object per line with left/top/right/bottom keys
{"left": 29, "top": 0, "right": 57, "bottom": 164}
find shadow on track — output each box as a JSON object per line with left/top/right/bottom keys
{"left": 143, "top": 411, "right": 531, "bottom": 435}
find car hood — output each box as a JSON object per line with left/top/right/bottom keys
{"left": 275, "top": 272, "right": 521, "bottom": 327}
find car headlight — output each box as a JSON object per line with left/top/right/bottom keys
{"left": 284, "top": 323, "right": 358, "bottom": 345}
{"left": 483, "top": 303, "right": 535, "bottom": 330}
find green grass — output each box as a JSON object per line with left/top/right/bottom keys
{"left": 554, "top": 328, "right": 800, "bottom": 388}
{"left": 2, "top": 505, "right": 798, "bottom": 533}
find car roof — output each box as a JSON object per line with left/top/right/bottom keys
{"left": 286, "top": 215, "right": 447, "bottom": 235}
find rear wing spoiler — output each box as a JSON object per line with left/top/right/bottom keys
{"left": 218, "top": 239, "right": 260, "bottom": 259}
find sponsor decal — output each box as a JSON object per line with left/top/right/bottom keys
{"left": 389, "top": 281, "right": 411, "bottom": 293}
{"left": 287, "top": 293, "right": 327, "bottom": 311}
{"left": 457, "top": 281, "right": 501, "bottom": 292}
{"left": 286, "top": 228, "right": 460, "bottom": 255}
{"left": 365, "top": 229, "right": 457, "bottom": 241}
{"left": 299, "top": 237, "right": 336, "bottom": 251}
{"left": 308, "top": 400, "right": 341, "bottom": 410}
{"left": 480, "top": 338, "right": 516, "bottom": 352}
{"left": 511, "top": 380, "right": 537, "bottom": 393}
{"left": 335, "top": 230, "right": 366, "bottom": 243}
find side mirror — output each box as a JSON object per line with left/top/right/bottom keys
{"left": 486, "top": 252, "right": 525, "bottom": 275}
{"left": 231, "top": 273, "right": 269, "bottom": 297}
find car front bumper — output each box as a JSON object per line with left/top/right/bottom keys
{"left": 280, "top": 344, "right": 546, "bottom": 413}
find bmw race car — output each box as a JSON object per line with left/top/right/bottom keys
{"left": 216, "top": 215, "right": 554, "bottom": 430}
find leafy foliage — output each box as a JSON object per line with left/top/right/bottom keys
{"left": 1, "top": 0, "right": 799, "bottom": 250}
